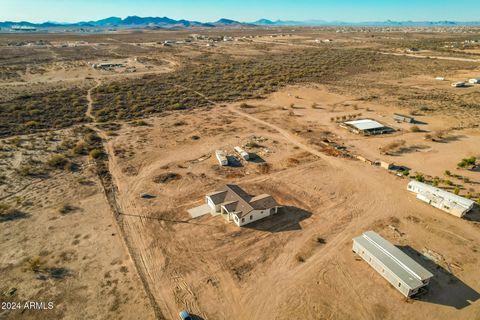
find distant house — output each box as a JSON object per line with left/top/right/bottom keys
{"left": 234, "top": 146, "right": 249, "bottom": 160}
{"left": 342, "top": 119, "right": 394, "bottom": 136}
{"left": 353, "top": 231, "right": 433, "bottom": 298}
{"left": 407, "top": 180, "right": 475, "bottom": 218}
{"left": 393, "top": 113, "right": 415, "bottom": 123}
{"left": 206, "top": 184, "right": 279, "bottom": 226}
{"left": 435, "top": 76, "right": 445, "bottom": 81}
{"left": 406, "top": 47, "right": 420, "bottom": 53}
{"left": 468, "top": 78, "right": 480, "bottom": 84}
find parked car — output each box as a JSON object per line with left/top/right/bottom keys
{"left": 179, "top": 310, "right": 193, "bottom": 320}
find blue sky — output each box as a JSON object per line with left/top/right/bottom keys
{"left": 1, "top": 0, "right": 478, "bottom": 23}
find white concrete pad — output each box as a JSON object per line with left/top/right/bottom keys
{"left": 188, "top": 204, "right": 211, "bottom": 218}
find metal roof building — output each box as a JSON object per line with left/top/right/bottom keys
{"left": 353, "top": 231, "right": 433, "bottom": 297}
{"left": 343, "top": 119, "right": 394, "bottom": 135}
{"left": 407, "top": 180, "right": 475, "bottom": 217}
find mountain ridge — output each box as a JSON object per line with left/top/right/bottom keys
{"left": 1, "top": 16, "right": 480, "bottom": 29}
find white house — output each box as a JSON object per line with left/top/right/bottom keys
{"left": 407, "top": 180, "right": 475, "bottom": 217}
{"left": 206, "top": 184, "right": 279, "bottom": 227}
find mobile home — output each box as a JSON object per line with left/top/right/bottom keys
{"left": 353, "top": 231, "right": 433, "bottom": 297}
{"left": 407, "top": 180, "right": 475, "bottom": 217}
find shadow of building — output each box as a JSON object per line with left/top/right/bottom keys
{"left": 242, "top": 206, "right": 312, "bottom": 233}
{"left": 398, "top": 245, "right": 480, "bottom": 309}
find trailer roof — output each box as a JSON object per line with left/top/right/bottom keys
{"left": 353, "top": 231, "right": 433, "bottom": 289}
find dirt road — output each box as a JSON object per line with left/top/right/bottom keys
{"left": 84, "top": 80, "right": 163, "bottom": 319}
{"left": 227, "top": 104, "right": 339, "bottom": 167}
{"left": 379, "top": 51, "right": 480, "bottom": 63}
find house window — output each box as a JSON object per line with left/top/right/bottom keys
{"left": 398, "top": 282, "right": 401, "bottom": 287}
{"left": 250, "top": 215, "right": 253, "bottom": 220}
{"left": 241, "top": 218, "right": 245, "bottom": 223}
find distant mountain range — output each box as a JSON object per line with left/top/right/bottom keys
{"left": 1, "top": 16, "right": 480, "bottom": 29}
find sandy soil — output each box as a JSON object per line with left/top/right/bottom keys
{"left": 1, "top": 28, "right": 480, "bottom": 320}
{"left": 100, "top": 85, "right": 480, "bottom": 319}
{"left": 0, "top": 130, "right": 154, "bottom": 320}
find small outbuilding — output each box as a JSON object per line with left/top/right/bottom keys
{"left": 215, "top": 150, "right": 228, "bottom": 166}
{"left": 407, "top": 180, "right": 475, "bottom": 217}
{"left": 393, "top": 113, "right": 415, "bottom": 123}
{"left": 234, "top": 146, "right": 249, "bottom": 160}
{"left": 353, "top": 231, "right": 433, "bottom": 298}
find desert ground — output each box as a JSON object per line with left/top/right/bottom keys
{"left": 1, "top": 27, "right": 480, "bottom": 320}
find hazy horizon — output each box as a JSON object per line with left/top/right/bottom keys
{"left": 1, "top": 0, "right": 479, "bottom": 23}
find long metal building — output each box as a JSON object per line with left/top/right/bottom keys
{"left": 353, "top": 231, "right": 433, "bottom": 297}
{"left": 407, "top": 180, "right": 475, "bottom": 218}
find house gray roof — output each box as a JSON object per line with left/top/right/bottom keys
{"left": 250, "top": 194, "right": 278, "bottom": 210}
{"left": 207, "top": 184, "right": 278, "bottom": 218}
{"left": 354, "top": 231, "right": 433, "bottom": 290}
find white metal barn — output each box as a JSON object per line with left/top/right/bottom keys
{"left": 215, "top": 150, "right": 228, "bottom": 166}
{"left": 343, "top": 119, "right": 394, "bottom": 135}
{"left": 407, "top": 180, "right": 475, "bottom": 217}
{"left": 205, "top": 184, "right": 279, "bottom": 227}
{"left": 353, "top": 231, "right": 433, "bottom": 297}
{"left": 234, "top": 146, "right": 249, "bottom": 160}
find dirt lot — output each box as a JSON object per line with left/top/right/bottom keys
{"left": 1, "top": 27, "right": 480, "bottom": 320}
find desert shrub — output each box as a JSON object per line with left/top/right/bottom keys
{"left": 410, "top": 125, "right": 421, "bottom": 132}
{"left": 458, "top": 157, "right": 476, "bottom": 169}
{"left": 153, "top": 172, "right": 181, "bottom": 184}
{"left": 89, "top": 149, "right": 103, "bottom": 159}
{"left": 454, "top": 187, "right": 460, "bottom": 195}
{"left": 445, "top": 170, "right": 451, "bottom": 176}
{"left": 240, "top": 103, "right": 254, "bottom": 109}
{"left": 413, "top": 172, "right": 425, "bottom": 182}
{"left": 46, "top": 154, "right": 68, "bottom": 169}
{"left": 72, "top": 141, "right": 87, "bottom": 155}
{"left": 0, "top": 88, "right": 88, "bottom": 137}
{"left": 380, "top": 140, "right": 406, "bottom": 154}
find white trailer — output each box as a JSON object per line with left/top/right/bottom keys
{"left": 353, "top": 231, "right": 433, "bottom": 297}
{"left": 468, "top": 78, "right": 480, "bottom": 84}
{"left": 407, "top": 180, "right": 475, "bottom": 217}
{"left": 215, "top": 150, "right": 228, "bottom": 166}
{"left": 234, "top": 146, "right": 249, "bottom": 160}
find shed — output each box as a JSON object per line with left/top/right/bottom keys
{"left": 215, "top": 150, "right": 228, "bottom": 166}
{"left": 234, "top": 146, "right": 249, "bottom": 160}
{"left": 393, "top": 113, "right": 415, "bottom": 123}
{"left": 407, "top": 180, "right": 475, "bottom": 217}
{"left": 353, "top": 231, "right": 433, "bottom": 297}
